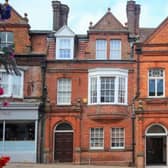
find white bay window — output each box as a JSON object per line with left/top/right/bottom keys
{"left": 0, "top": 71, "right": 23, "bottom": 98}
{"left": 88, "top": 68, "right": 128, "bottom": 105}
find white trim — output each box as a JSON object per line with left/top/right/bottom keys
{"left": 145, "top": 124, "right": 168, "bottom": 166}
{"left": 148, "top": 69, "right": 165, "bottom": 98}
{"left": 56, "top": 37, "right": 74, "bottom": 60}
{"left": 110, "top": 39, "right": 121, "bottom": 60}
{"left": 110, "top": 127, "right": 125, "bottom": 149}
{"left": 0, "top": 69, "right": 24, "bottom": 98}
{"left": 145, "top": 123, "right": 167, "bottom": 136}
{"left": 55, "top": 130, "right": 73, "bottom": 133}
{"left": 53, "top": 122, "right": 74, "bottom": 161}
{"left": 89, "top": 127, "right": 104, "bottom": 150}
{"left": 88, "top": 68, "right": 128, "bottom": 105}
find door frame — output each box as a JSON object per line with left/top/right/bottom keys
{"left": 53, "top": 123, "right": 74, "bottom": 162}
{"left": 145, "top": 124, "right": 167, "bottom": 166}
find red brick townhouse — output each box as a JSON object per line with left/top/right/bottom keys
{"left": 135, "top": 17, "right": 168, "bottom": 167}
{"left": 44, "top": 0, "right": 143, "bottom": 166}
{"left": 0, "top": 2, "right": 49, "bottom": 163}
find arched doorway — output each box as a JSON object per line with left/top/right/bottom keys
{"left": 146, "top": 124, "right": 167, "bottom": 166}
{"left": 54, "top": 122, "right": 73, "bottom": 162}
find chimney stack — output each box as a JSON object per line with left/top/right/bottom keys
{"left": 52, "top": 1, "right": 69, "bottom": 31}
{"left": 126, "top": 0, "right": 141, "bottom": 36}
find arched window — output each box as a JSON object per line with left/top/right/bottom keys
{"left": 56, "top": 123, "right": 72, "bottom": 131}
{"left": 146, "top": 124, "right": 167, "bottom": 136}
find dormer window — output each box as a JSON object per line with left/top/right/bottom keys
{"left": 56, "top": 37, "right": 74, "bottom": 59}
{"left": 55, "top": 25, "right": 75, "bottom": 60}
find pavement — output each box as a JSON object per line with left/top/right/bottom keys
{"left": 5, "top": 163, "right": 131, "bottom": 168}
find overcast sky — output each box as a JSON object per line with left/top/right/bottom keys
{"left": 9, "top": 0, "right": 168, "bottom": 34}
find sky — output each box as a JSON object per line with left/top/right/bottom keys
{"left": 9, "top": 0, "right": 168, "bottom": 34}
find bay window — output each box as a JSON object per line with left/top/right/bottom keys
{"left": 0, "top": 70, "right": 23, "bottom": 98}
{"left": 89, "top": 68, "right": 128, "bottom": 105}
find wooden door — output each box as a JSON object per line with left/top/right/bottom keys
{"left": 54, "top": 132, "right": 73, "bottom": 162}
{"left": 146, "top": 137, "right": 164, "bottom": 165}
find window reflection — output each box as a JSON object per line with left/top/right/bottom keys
{"left": 5, "top": 122, "right": 35, "bottom": 141}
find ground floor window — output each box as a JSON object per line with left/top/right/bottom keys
{"left": 0, "top": 121, "right": 35, "bottom": 141}
{"left": 0, "top": 120, "right": 37, "bottom": 156}
{"left": 111, "top": 128, "right": 125, "bottom": 149}
{"left": 90, "top": 128, "right": 104, "bottom": 149}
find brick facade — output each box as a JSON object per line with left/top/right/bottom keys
{"left": 135, "top": 18, "right": 168, "bottom": 167}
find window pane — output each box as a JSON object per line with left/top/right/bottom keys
{"left": 149, "top": 79, "right": 155, "bottom": 96}
{"left": 0, "top": 32, "right": 14, "bottom": 48}
{"left": 90, "top": 128, "right": 104, "bottom": 149}
{"left": 0, "top": 122, "right": 3, "bottom": 141}
{"left": 111, "top": 128, "right": 124, "bottom": 148}
{"left": 59, "top": 39, "right": 71, "bottom": 58}
{"left": 0, "top": 72, "right": 10, "bottom": 96}
{"left": 147, "top": 125, "right": 165, "bottom": 134}
{"left": 0, "top": 71, "right": 23, "bottom": 98}
{"left": 118, "top": 77, "right": 126, "bottom": 103}
{"left": 100, "top": 77, "right": 115, "bottom": 103}
{"left": 157, "top": 79, "right": 163, "bottom": 96}
{"left": 12, "top": 75, "right": 22, "bottom": 97}
{"left": 96, "top": 40, "right": 106, "bottom": 59}
{"left": 149, "top": 69, "right": 164, "bottom": 97}
{"left": 90, "top": 77, "right": 97, "bottom": 103}
{"left": 110, "top": 40, "right": 121, "bottom": 60}
{"left": 57, "top": 78, "right": 71, "bottom": 105}
{"left": 5, "top": 121, "right": 35, "bottom": 141}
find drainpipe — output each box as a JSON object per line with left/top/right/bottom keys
{"left": 131, "top": 42, "right": 142, "bottom": 166}
{"left": 39, "top": 58, "right": 47, "bottom": 163}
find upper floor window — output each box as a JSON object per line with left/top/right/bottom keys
{"left": 57, "top": 78, "right": 71, "bottom": 105}
{"left": 56, "top": 37, "right": 74, "bottom": 60}
{"left": 96, "top": 40, "right": 107, "bottom": 60}
{"left": 110, "top": 40, "right": 121, "bottom": 60}
{"left": 0, "top": 70, "right": 23, "bottom": 98}
{"left": 0, "top": 32, "right": 14, "bottom": 49}
{"left": 89, "top": 68, "right": 128, "bottom": 105}
{"left": 148, "top": 69, "right": 164, "bottom": 97}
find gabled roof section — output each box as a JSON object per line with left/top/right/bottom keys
{"left": 89, "top": 9, "right": 127, "bottom": 33}
{"left": 0, "top": 5, "right": 29, "bottom": 26}
{"left": 55, "top": 25, "right": 75, "bottom": 37}
{"left": 139, "top": 28, "right": 155, "bottom": 42}
{"left": 144, "top": 17, "right": 168, "bottom": 44}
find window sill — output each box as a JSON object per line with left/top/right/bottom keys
{"left": 146, "top": 98, "right": 168, "bottom": 104}
{"left": 88, "top": 103, "right": 128, "bottom": 106}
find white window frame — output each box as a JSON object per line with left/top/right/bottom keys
{"left": 96, "top": 40, "right": 107, "bottom": 60}
{"left": 148, "top": 69, "right": 165, "bottom": 98}
{"left": 56, "top": 37, "right": 74, "bottom": 60}
{"left": 111, "top": 128, "right": 125, "bottom": 149}
{"left": 57, "top": 78, "right": 72, "bottom": 105}
{"left": 0, "top": 70, "right": 23, "bottom": 98}
{"left": 110, "top": 39, "right": 121, "bottom": 60}
{"left": 0, "top": 32, "right": 14, "bottom": 49}
{"left": 88, "top": 68, "right": 128, "bottom": 105}
{"left": 90, "top": 128, "right": 104, "bottom": 150}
